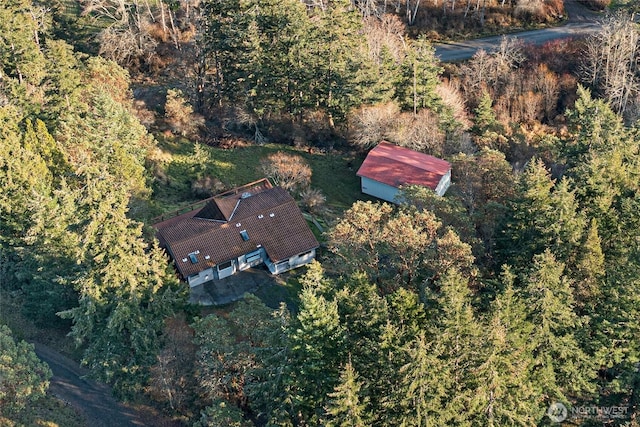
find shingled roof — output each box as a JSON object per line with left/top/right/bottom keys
{"left": 357, "top": 141, "right": 451, "bottom": 190}
{"left": 154, "top": 184, "right": 319, "bottom": 279}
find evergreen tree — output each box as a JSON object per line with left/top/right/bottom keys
{"left": 56, "top": 86, "right": 152, "bottom": 199}
{"left": 472, "top": 90, "right": 499, "bottom": 134}
{"left": 22, "top": 119, "right": 70, "bottom": 182}
{"left": 396, "top": 36, "right": 442, "bottom": 115}
{"left": 0, "top": 109, "right": 60, "bottom": 299}
{"left": 497, "top": 159, "right": 585, "bottom": 269}
{"left": 335, "top": 273, "right": 392, "bottom": 424}
{"left": 59, "top": 175, "right": 186, "bottom": 397}
{"left": 306, "top": 0, "right": 372, "bottom": 123}
{"left": 192, "top": 314, "right": 246, "bottom": 404}
{"left": 244, "top": 303, "right": 295, "bottom": 426}
{"left": 0, "top": 0, "right": 46, "bottom": 87}
{"left": 19, "top": 185, "right": 80, "bottom": 326}
{"left": 431, "top": 269, "right": 484, "bottom": 424}
{"left": 326, "top": 360, "right": 369, "bottom": 427}
{"left": 572, "top": 218, "right": 605, "bottom": 312}
{"left": 523, "top": 250, "right": 594, "bottom": 401}
{"left": 392, "top": 333, "right": 449, "bottom": 427}
{"left": 287, "top": 285, "right": 346, "bottom": 423}
{"left": 0, "top": 325, "right": 52, "bottom": 416}
{"left": 43, "top": 39, "right": 84, "bottom": 123}
{"left": 245, "top": 0, "right": 309, "bottom": 119}
{"left": 193, "top": 399, "right": 252, "bottom": 427}
{"left": 474, "top": 272, "right": 540, "bottom": 426}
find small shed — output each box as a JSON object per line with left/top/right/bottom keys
{"left": 356, "top": 141, "right": 451, "bottom": 203}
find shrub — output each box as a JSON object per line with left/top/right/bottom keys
{"left": 301, "top": 188, "right": 327, "bottom": 214}
{"left": 192, "top": 176, "right": 227, "bottom": 199}
{"left": 165, "top": 89, "right": 204, "bottom": 137}
{"left": 260, "top": 152, "right": 312, "bottom": 194}
{"left": 578, "top": 0, "right": 611, "bottom": 10}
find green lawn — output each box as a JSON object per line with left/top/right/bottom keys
{"left": 150, "top": 137, "right": 370, "bottom": 217}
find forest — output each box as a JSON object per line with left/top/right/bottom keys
{"left": 1, "top": 0, "right": 640, "bottom": 426}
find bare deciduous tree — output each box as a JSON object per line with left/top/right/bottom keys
{"left": 460, "top": 37, "right": 524, "bottom": 106}
{"left": 260, "top": 152, "right": 312, "bottom": 194}
{"left": 98, "top": 25, "right": 157, "bottom": 67}
{"left": 348, "top": 102, "right": 401, "bottom": 148}
{"left": 82, "top": 0, "right": 180, "bottom": 68}
{"left": 300, "top": 188, "right": 327, "bottom": 214}
{"left": 581, "top": 12, "right": 639, "bottom": 118}
{"left": 354, "top": 0, "right": 384, "bottom": 18}
{"left": 390, "top": 109, "right": 446, "bottom": 155}
{"left": 435, "top": 79, "right": 470, "bottom": 128}
{"left": 533, "top": 64, "right": 560, "bottom": 121}
{"left": 406, "top": 0, "right": 422, "bottom": 25}
{"left": 363, "top": 14, "right": 406, "bottom": 65}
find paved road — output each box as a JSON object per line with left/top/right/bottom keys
{"left": 33, "top": 343, "right": 147, "bottom": 427}
{"left": 435, "top": 1, "right": 602, "bottom": 61}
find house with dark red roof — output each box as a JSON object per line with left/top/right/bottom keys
{"left": 154, "top": 179, "right": 319, "bottom": 287}
{"left": 357, "top": 141, "right": 451, "bottom": 203}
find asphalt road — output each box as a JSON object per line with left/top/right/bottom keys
{"left": 33, "top": 343, "right": 147, "bottom": 427}
{"left": 435, "top": 1, "right": 602, "bottom": 62}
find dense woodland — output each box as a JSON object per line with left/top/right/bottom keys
{"left": 1, "top": 0, "right": 640, "bottom": 426}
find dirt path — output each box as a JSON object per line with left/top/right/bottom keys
{"left": 33, "top": 343, "right": 152, "bottom": 427}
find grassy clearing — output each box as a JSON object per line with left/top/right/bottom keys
{"left": 149, "top": 136, "right": 374, "bottom": 311}
{"left": 150, "top": 136, "right": 371, "bottom": 217}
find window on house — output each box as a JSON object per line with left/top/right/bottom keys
{"left": 218, "top": 260, "right": 233, "bottom": 271}
{"left": 245, "top": 249, "right": 262, "bottom": 263}
{"left": 188, "top": 252, "right": 199, "bottom": 264}
{"left": 240, "top": 230, "right": 249, "bottom": 241}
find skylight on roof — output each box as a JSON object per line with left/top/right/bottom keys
{"left": 189, "top": 252, "right": 199, "bottom": 264}
{"left": 240, "top": 230, "right": 249, "bottom": 241}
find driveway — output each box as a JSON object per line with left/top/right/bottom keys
{"left": 435, "top": 1, "right": 602, "bottom": 61}
{"left": 190, "top": 266, "right": 280, "bottom": 306}
{"left": 33, "top": 343, "right": 147, "bottom": 427}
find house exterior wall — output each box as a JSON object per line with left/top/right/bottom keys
{"left": 435, "top": 170, "right": 451, "bottom": 196}
{"left": 186, "top": 247, "right": 316, "bottom": 284}
{"left": 216, "top": 260, "right": 236, "bottom": 279}
{"left": 237, "top": 247, "right": 266, "bottom": 271}
{"left": 187, "top": 267, "right": 215, "bottom": 288}
{"left": 360, "top": 177, "right": 400, "bottom": 203}
{"left": 264, "top": 249, "right": 316, "bottom": 275}
{"left": 361, "top": 172, "right": 451, "bottom": 202}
